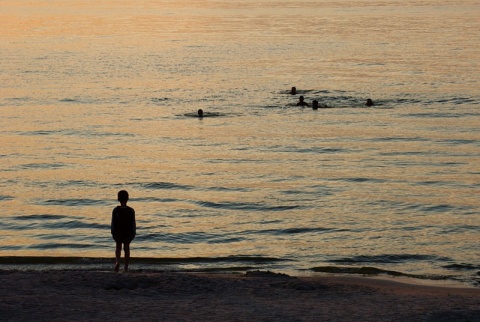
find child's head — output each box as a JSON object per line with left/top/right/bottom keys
{"left": 117, "top": 190, "right": 129, "bottom": 203}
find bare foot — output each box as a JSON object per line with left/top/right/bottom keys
{"left": 114, "top": 263, "right": 120, "bottom": 272}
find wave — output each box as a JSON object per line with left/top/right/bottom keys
{"left": 327, "top": 254, "right": 452, "bottom": 264}
{"left": 311, "top": 266, "right": 452, "bottom": 281}
{"left": 313, "top": 264, "right": 479, "bottom": 287}
{"left": 442, "top": 263, "right": 480, "bottom": 271}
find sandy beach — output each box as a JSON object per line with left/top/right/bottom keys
{"left": 0, "top": 270, "right": 478, "bottom": 321}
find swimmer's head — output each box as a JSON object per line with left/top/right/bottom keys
{"left": 198, "top": 109, "right": 204, "bottom": 117}
{"left": 365, "top": 98, "right": 374, "bottom": 107}
{"left": 290, "top": 87, "right": 297, "bottom": 95}
{"left": 312, "top": 100, "right": 319, "bottom": 110}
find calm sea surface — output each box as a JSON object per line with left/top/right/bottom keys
{"left": 1, "top": 0, "right": 479, "bottom": 286}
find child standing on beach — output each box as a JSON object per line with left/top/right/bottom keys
{"left": 111, "top": 190, "right": 136, "bottom": 272}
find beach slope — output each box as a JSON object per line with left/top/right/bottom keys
{"left": 1, "top": 270, "right": 479, "bottom": 321}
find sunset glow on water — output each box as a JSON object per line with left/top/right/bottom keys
{"left": 1, "top": 0, "right": 479, "bottom": 286}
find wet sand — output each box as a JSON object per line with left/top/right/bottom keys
{"left": 0, "top": 270, "right": 479, "bottom": 321}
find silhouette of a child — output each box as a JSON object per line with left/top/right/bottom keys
{"left": 111, "top": 190, "right": 136, "bottom": 272}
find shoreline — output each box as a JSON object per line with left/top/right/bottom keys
{"left": 1, "top": 267, "right": 477, "bottom": 290}
{"left": 1, "top": 269, "right": 479, "bottom": 321}
{"left": 1, "top": 255, "right": 477, "bottom": 289}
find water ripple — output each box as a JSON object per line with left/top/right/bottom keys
{"left": 139, "top": 182, "right": 194, "bottom": 190}
{"left": 30, "top": 243, "right": 93, "bottom": 249}
{"left": 39, "top": 199, "right": 108, "bottom": 206}
{"left": 137, "top": 231, "right": 246, "bottom": 244}
{"left": 195, "top": 200, "right": 300, "bottom": 212}
{"left": 0, "top": 195, "right": 13, "bottom": 201}
{"left": 244, "top": 227, "right": 341, "bottom": 235}
{"left": 20, "top": 163, "right": 67, "bottom": 170}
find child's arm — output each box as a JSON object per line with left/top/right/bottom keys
{"left": 131, "top": 209, "right": 136, "bottom": 238}
{"left": 111, "top": 209, "right": 116, "bottom": 236}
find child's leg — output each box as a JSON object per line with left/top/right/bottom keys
{"left": 115, "top": 241, "right": 122, "bottom": 272}
{"left": 124, "top": 242, "right": 130, "bottom": 272}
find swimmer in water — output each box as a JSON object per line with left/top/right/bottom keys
{"left": 197, "top": 109, "right": 204, "bottom": 118}
{"left": 296, "top": 95, "right": 309, "bottom": 107}
{"left": 365, "top": 98, "right": 374, "bottom": 107}
{"left": 312, "top": 100, "right": 332, "bottom": 110}
{"left": 290, "top": 86, "right": 297, "bottom": 95}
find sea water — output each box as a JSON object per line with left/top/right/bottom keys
{"left": 0, "top": 0, "right": 479, "bottom": 286}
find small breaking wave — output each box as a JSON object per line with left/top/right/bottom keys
{"left": 311, "top": 266, "right": 452, "bottom": 281}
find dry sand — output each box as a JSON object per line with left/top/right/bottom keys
{"left": 0, "top": 269, "right": 479, "bottom": 321}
